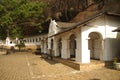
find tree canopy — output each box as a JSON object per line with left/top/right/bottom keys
{"left": 0, "top": 0, "right": 47, "bottom": 40}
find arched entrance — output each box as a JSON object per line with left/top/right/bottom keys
{"left": 50, "top": 39, "right": 54, "bottom": 56}
{"left": 58, "top": 38, "right": 62, "bottom": 57}
{"left": 69, "top": 34, "right": 76, "bottom": 58}
{"left": 88, "top": 32, "right": 102, "bottom": 60}
{"left": 51, "top": 39, "right": 53, "bottom": 50}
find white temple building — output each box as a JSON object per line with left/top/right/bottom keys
{"left": 45, "top": 12, "right": 120, "bottom": 63}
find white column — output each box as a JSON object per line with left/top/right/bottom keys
{"left": 100, "top": 39, "right": 104, "bottom": 61}
{"left": 75, "top": 37, "right": 81, "bottom": 62}
{"left": 81, "top": 30, "right": 90, "bottom": 63}
{"left": 43, "top": 40, "right": 47, "bottom": 54}
{"left": 61, "top": 39, "right": 70, "bottom": 59}
{"left": 103, "top": 38, "right": 113, "bottom": 61}
{"left": 48, "top": 38, "right": 51, "bottom": 50}
{"left": 47, "top": 38, "right": 52, "bottom": 54}
{"left": 41, "top": 40, "right": 44, "bottom": 53}
{"left": 53, "top": 39, "right": 58, "bottom": 56}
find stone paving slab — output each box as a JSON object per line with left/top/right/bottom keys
{"left": 0, "top": 52, "right": 77, "bottom": 80}
{"left": 0, "top": 53, "right": 31, "bottom": 80}
{"left": 0, "top": 52, "right": 120, "bottom": 80}
{"left": 26, "top": 53, "right": 77, "bottom": 80}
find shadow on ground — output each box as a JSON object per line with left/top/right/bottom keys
{"left": 39, "top": 54, "right": 59, "bottom": 65}
{"left": 90, "top": 78, "right": 101, "bottom": 80}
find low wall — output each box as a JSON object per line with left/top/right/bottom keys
{"left": 53, "top": 57, "right": 105, "bottom": 71}
{"left": 53, "top": 57, "right": 80, "bottom": 70}
{"left": 0, "top": 50, "right": 7, "bottom": 55}
{"left": 25, "top": 44, "right": 41, "bottom": 50}
{"left": 80, "top": 63, "right": 105, "bottom": 71}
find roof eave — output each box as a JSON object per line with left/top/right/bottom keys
{"left": 48, "top": 11, "right": 105, "bottom": 38}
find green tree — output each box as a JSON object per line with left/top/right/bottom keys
{"left": 0, "top": 0, "right": 47, "bottom": 40}
{"left": 15, "top": 39, "right": 25, "bottom": 51}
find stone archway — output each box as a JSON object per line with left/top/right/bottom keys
{"left": 69, "top": 34, "right": 76, "bottom": 58}
{"left": 88, "top": 32, "right": 102, "bottom": 60}
{"left": 58, "top": 38, "right": 62, "bottom": 57}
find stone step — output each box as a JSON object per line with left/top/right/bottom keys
{"left": 53, "top": 57, "right": 105, "bottom": 71}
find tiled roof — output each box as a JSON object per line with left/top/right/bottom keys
{"left": 48, "top": 11, "right": 105, "bottom": 38}
{"left": 107, "top": 12, "right": 120, "bottom": 16}
{"left": 57, "top": 22, "right": 75, "bottom": 29}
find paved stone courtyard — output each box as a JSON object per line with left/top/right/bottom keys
{"left": 0, "top": 52, "right": 120, "bottom": 80}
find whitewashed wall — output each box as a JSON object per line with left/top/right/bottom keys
{"left": 81, "top": 15, "right": 120, "bottom": 61}
{"left": 24, "top": 34, "right": 48, "bottom": 50}
{"left": 48, "top": 14, "right": 120, "bottom": 63}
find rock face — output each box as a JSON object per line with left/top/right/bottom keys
{"left": 70, "top": 0, "right": 120, "bottom": 23}
{"left": 33, "top": 0, "right": 120, "bottom": 22}
{"left": 42, "top": 0, "right": 105, "bottom": 22}
{"left": 105, "top": 0, "right": 120, "bottom": 14}
{"left": 70, "top": 3, "right": 103, "bottom": 22}
{"left": 37, "top": 0, "right": 120, "bottom": 23}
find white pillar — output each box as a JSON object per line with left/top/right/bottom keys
{"left": 48, "top": 38, "right": 51, "bottom": 50}
{"left": 103, "top": 38, "right": 113, "bottom": 61}
{"left": 43, "top": 40, "right": 47, "bottom": 54}
{"left": 100, "top": 39, "right": 104, "bottom": 61}
{"left": 6, "top": 37, "right": 10, "bottom": 45}
{"left": 61, "top": 39, "right": 70, "bottom": 59}
{"left": 41, "top": 40, "right": 44, "bottom": 53}
{"left": 81, "top": 30, "right": 90, "bottom": 63}
{"left": 53, "top": 38, "right": 58, "bottom": 56}
{"left": 75, "top": 37, "right": 81, "bottom": 62}
{"left": 47, "top": 37, "right": 52, "bottom": 55}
